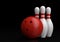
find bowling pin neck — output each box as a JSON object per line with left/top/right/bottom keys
{"left": 34, "top": 7, "right": 39, "bottom": 18}
{"left": 46, "top": 7, "right": 51, "bottom": 19}
{"left": 40, "top": 14, "right": 45, "bottom": 18}
{"left": 35, "top": 14, "right": 39, "bottom": 18}
{"left": 46, "top": 14, "right": 51, "bottom": 19}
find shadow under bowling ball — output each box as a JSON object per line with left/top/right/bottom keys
{"left": 20, "top": 40, "right": 38, "bottom": 42}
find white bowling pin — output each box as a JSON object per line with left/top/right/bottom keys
{"left": 46, "top": 7, "right": 53, "bottom": 37}
{"left": 40, "top": 6, "right": 48, "bottom": 38}
{"left": 34, "top": 7, "right": 40, "bottom": 18}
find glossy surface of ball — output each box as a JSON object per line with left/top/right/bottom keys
{"left": 21, "top": 16, "right": 43, "bottom": 38}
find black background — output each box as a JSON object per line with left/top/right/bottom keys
{"left": 0, "top": 0, "right": 60, "bottom": 42}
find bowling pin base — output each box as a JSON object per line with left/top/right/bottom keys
{"left": 46, "top": 19, "right": 53, "bottom": 38}
{"left": 41, "top": 36, "right": 46, "bottom": 38}
{"left": 40, "top": 19, "right": 48, "bottom": 38}
{"left": 47, "top": 35, "right": 52, "bottom": 37}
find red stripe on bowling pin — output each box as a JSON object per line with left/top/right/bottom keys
{"left": 40, "top": 14, "right": 45, "bottom": 18}
{"left": 46, "top": 14, "right": 51, "bottom": 19}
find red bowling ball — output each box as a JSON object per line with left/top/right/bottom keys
{"left": 21, "top": 16, "right": 43, "bottom": 38}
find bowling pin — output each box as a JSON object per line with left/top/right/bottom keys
{"left": 40, "top": 6, "right": 48, "bottom": 38}
{"left": 34, "top": 7, "right": 40, "bottom": 18}
{"left": 46, "top": 7, "right": 53, "bottom": 37}
{"left": 34, "top": 7, "right": 43, "bottom": 37}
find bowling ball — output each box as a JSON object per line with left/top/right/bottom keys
{"left": 21, "top": 16, "right": 43, "bottom": 38}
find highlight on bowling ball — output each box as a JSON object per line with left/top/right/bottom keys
{"left": 21, "top": 16, "right": 43, "bottom": 38}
